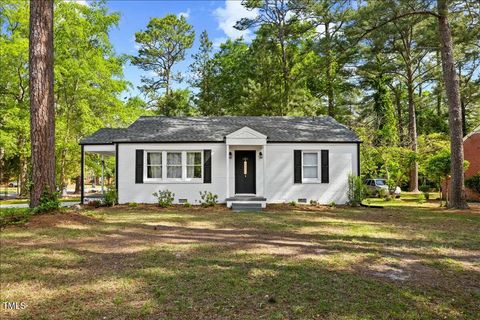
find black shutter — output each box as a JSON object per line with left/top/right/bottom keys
{"left": 321, "top": 150, "right": 329, "bottom": 183}
{"left": 135, "top": 150, "right": 143, "bottom": 183}
{"left": 204, "top": 150, "right": 211, "bottom": 183}
{"left": 294, "top": 150, "right": 302, "bottom": 183}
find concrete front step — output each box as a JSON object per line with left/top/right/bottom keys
{"left": 231, "top": 202, "right": 264, "bottom": 212}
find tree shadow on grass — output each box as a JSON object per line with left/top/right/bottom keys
{"left": 1, "top": 207, "right": 480, "bottom": 319}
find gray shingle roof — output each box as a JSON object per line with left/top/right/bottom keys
{"left": 80, "top": 116, "right": 359, "bottom": 144}
{"left": 79, "top": 128, "right": 127, "bottom": 145}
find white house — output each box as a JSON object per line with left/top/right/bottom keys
{"left": 80, "top": 116, "right": 360, "bottom": 209}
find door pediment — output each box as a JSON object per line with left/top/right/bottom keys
{"left": 226, "top": 126, "right": 267, "bottom": 145}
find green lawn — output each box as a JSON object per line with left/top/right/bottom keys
{"left": 1, "top": 204, "right": 479, "bottom": 319}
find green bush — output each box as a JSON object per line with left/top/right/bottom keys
{"left": 348, "top": 174, "right": 366, "bottom": 206}
{"left": 183, "top": 201, "right": 192, "bottom": 207}
{"left": 199, "top": 191, "right": 218, "bottom": 207}
{"left": 419, "top": 185, "right": 430, "bottom": 193}
{"left": 378, "top": 188, "right": 388, "bottom": 199}
{"left": 87, "top": 200, "right": 102, "bottom": 208}
{"left": 288, "top": 200, "right": 297, "bottom": 206}
{"left": 153, "top": 189, "right": 175, "bottom": 207}
{"left": 423, "top": 191, "right": 430, "bottom": 200}
{"left": 128, "top": 202, "right": 138, "bottom": 207}
{"left": 310, "top": 199, "right": 318, "bottom": 206}
{"left": 0, "top": 208, "right": 31, "bottom": 229}
{"left": 328, "top": 201, "right": 336, "bottom": 207}
{"left": 33, "top": 190, "right": 60, "bottom": 214}
{"left": 417, "top": 193, "right": 426, "bottom": 204}
{"left": 465, "top": 174, "right": 480, "bottom": 193}
{"left": 103, "top": 189, "right": 117, "bottom": 207}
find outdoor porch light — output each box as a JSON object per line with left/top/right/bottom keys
{"left": 259, "top": 151, "right": 263, "bottom": 159}
{"left": 229, "top": 151, "right": 232, "bottom": 159}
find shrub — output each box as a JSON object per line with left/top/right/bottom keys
{"left": 128, "top": 202, "right": 138, "bottom": 207}
{"left": 378, "top": 188, "right": 388, "bottom": 199}
{"left": 465, "top": 174, "right": 480, "bottom": 193}
{"left": 417, "top": 193, "right": 426, "bottom": 204}
{"left": 153, "top": 189, "right": 175, "bottom": 207}
{"left": 0, "top": 208, "right": 31, "bottom": 229}
{"left": 384, "top": 194, "right": 392, "bottom": 201}
{"left": 199, "top": 191, "right": 218, "bottom": 207}
{"left": 87, "top": 200, "right": 102, "bottom": 208}
{"left": 103, "top": 189, "right": 117, "bottom": 207}
{"left": 183, "top": 201, "right": 192, "bottom": 207}
{"left": 348, "top": 174, "right": 366, "bottom": 206}
{"left": 423, "top": 191, "right": 430, "bottom": 200}
{"left": 310, "top": 199, "right": 318, "bottom": 206}
{"left": 288, "top": 200, "right": 297, "bottom": 206}
{"left": 328, "top": 201, "right": 336, "bottom": 207}
{"left": 419, "top": 185, "right": 430, "bottom": 193}
{"left": 33, "top": 190, "right": 60, "bottom": 214}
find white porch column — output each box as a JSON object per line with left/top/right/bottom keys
{"left": 226, "top": 144, "right": 230, "bottom": 199}
{"left": 101, "top": 155, "right": 105, "bottom": 195}
{"left": 263, "top": 144, "right": 266, "bottom": 198}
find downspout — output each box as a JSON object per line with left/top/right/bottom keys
{"left": 357, "top": 142, "right": 361, "bottom": 177}
{"left": 115, "top": 144, "right": 119, "bottom": 199}
{"left": 80, "top": 145, "right": 84, "bottom": 205}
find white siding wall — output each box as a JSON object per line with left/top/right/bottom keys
{"left": 118, "top": 143, "right": 227, "bottom": 205}
{"left": 265, "top": 143, "right": 358, "bottom": 204}
{"left": 117, "top": 142, "right": 358, "bottom": 205}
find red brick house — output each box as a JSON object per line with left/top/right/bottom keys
{"left": 443, "top": 126, "right": 480, "bottom": 201}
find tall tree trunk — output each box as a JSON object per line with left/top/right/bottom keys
{"left": 278, "top": 27, "right": 289, "bottom": 115}
{"left": 325, "top": 22, "right": 335, "bottom": 117}
{"left": 437, "top": 0, "right": 467, "bottom": 209}
{"left": 407, "top": 78, "right": 419, "bottom": 193}
{"left": 29, "top": 0, "right": 55, "bottom": 207}
{"left": 74, "top": 175, "right": 81, "bottom": 194}
{"left": 393, "top": 86, "right": 403, "bottom": 142}
{"left": 436, "top": 50, "right": 443, "bottom": 117}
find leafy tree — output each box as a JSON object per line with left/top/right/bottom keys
{"left": 54, "top": 0, "right": 140, "bottom": 194}
{"left": 1, "top": 0, "right": 146, "bottom": 198}
{"left": 236, "top": 0, "right": 309, "bottom": 114}
{"left": 189, "top": 30, "right": 215, "bottom": 115}
{"left": 132, "top": 14, "right": 194, "bottom": 111}
{"left": 372, "top": 75, "right": 398, "bottom": 146}
{"left": 0, "top": 0, "right": 30, "bottom": 195}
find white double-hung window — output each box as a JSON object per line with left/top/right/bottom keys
{"left": 144, "top": 151, "right": 203, "bottom": 182}
{"left": 302, "top": 152, "right": 319, "bottom": 182}
{"left": 167, "top": 152, "right": 182, "bottom": 179}
{"left": 186, "top": 151, "right": 202, "bottom": 179}
{"left": 146, "top": 152, "right": 162, "bottom": 179}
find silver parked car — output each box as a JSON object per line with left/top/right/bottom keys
{"left": 364, "top": 178, "right": 390, "bottom": 196}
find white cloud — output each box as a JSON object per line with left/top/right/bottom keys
{"left": 178, "top": 9, "right": 191, "bottom": 19}
{"left": 213, "top": 0, "right": 258, "bottom": 41}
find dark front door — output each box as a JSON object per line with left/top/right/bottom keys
{"left": 235, "top": 150, "right": 256, "bottom": 194}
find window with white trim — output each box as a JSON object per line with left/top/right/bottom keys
{"left": 146, "top": 152, "right": 162, "bottom": 179}
{"left": 302, "top": 152, "right": 319, "bottom": 181}
{"left": 167, "top": 152, "right": 182, "bottom": 179}
{"left": 186, "top": 151, "right": 202, "bottom": 178}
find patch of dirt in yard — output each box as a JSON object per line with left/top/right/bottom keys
{"left": 24, "top": 212, "right": 99, "bottom": 229}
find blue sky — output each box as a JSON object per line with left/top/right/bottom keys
{"left": 84, "top": 0, "right": 259, "bottom": 98}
